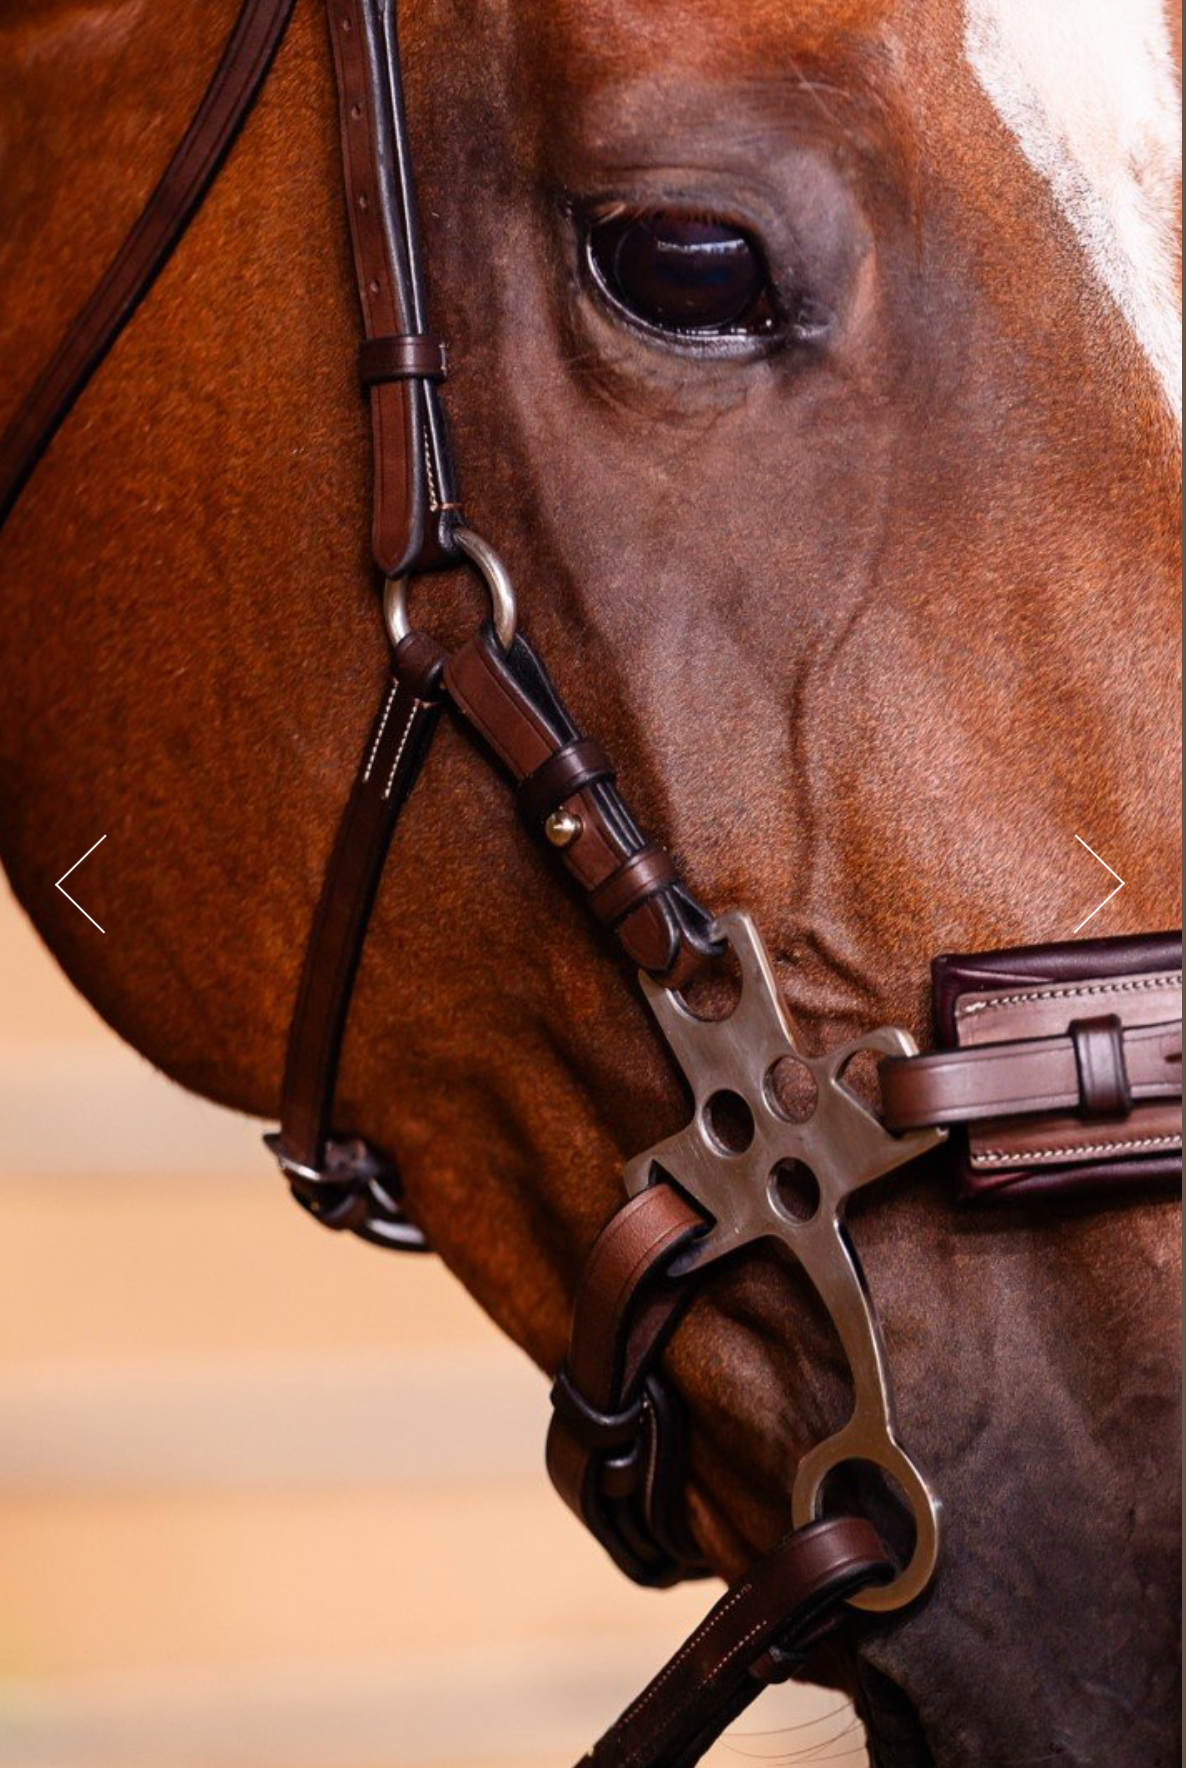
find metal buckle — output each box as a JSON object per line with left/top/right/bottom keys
{"left": 264, "top": 1134, "right": 431, "bottom": 1254}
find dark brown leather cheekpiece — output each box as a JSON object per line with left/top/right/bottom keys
{"left": 444, "top": 624, "right": 723, "bottom": 985}
{"left": 328, "top": 0, "right": 461, "bottom": 574}
{"left": 266, "top": 668, "right": 444, "bottom": 1248}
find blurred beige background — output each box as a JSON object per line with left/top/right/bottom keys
{"left": 0, "top": 876, "right": 868, "bottom": 1768}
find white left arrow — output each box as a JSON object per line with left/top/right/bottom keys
{"left": 55, "top": 835, "right": 107, "bottom": 934}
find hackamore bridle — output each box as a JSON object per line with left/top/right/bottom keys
{"left": 0, "top": 1, "right": 1180, "bottom": 1761}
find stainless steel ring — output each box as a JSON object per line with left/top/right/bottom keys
{"left": 383, "top": 528, "right": 518, "bottom": 653}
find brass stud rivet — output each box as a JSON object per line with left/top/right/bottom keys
{"left": 545, "top": 809, "right": 582, "bottom": 849}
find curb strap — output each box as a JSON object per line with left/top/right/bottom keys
{"left": 579, "top": 1518, "right": 893, "bottom": 1768}
{"left": 0, "top": 0, "right": 298, "bottom": 529}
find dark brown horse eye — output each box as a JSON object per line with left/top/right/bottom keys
{"left": 587, "top": 209, "right": 776, "bottom": 337}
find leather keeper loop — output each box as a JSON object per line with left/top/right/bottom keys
{"left": 589, "top": 845, "right": 679, "bottom": 930}
{"left": 358, "top": 333, "right": 448, "bottom": 385}
{"left": 517, "top": 737, "right": 617, "bottom": 827}
{"left": 550, "top": 1369, "right": 648, "bottom": 1454}
{"left": 394, "top": 630, "right": 448, "bottom": 701}
{"left": 1071, "top": 1014, "right": 1133, "bottom": 1119}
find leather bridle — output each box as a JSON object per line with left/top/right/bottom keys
{"left": 1, "top": 1, "right": 1181, "bottom": 1761}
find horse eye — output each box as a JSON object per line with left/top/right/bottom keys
{"left": 586, "top": 209, "right": 777, "bottom": 337}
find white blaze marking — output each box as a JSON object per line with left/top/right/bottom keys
{"left": 965, "top": 0, "right": 1182, "bottom": 428}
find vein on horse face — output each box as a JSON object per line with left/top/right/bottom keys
{"left": 964, "top": 0, "right": 1183, "bottom": 430}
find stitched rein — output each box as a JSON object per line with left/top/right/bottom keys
{"left": 0, "top": 1, "right": 1180, "bottom": 1762}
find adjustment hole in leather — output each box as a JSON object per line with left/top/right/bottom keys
{"left": 703, "top": 1090, "right": 756, "bottom": 1155}
{"left": 765, "top": 1056, "right": 818, "bottom": 1124}
{"left": 837, "top": 1048, "right": 883, "bottom": 1112}
{"left": 769, "top": 1158, "right": 820, "bottom": 1223}
{"left": 678, "top": 942, "right": 744, "bottom": 1023}
{"left": 816, "top": 1458, "right": 917, "bottom": 1573}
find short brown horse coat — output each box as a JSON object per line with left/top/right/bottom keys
{"left": 0, "top": 0, "right": 1180, "bottom": 1762}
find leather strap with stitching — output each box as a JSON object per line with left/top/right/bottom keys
{"left": 881, "top": 1016, "right": 1181, "bottom": 1130}
{"left": 11, "top": 3, "right": 1174, "bottom": 1762}
{"left": 266, "top": 661, "right": 442, "bottom": 1250}
{"left": 327, "top": 0, "right": 461, "bottom": 575}
{"left": 580, "top": 1518, "right": 893, "bottom": 1768}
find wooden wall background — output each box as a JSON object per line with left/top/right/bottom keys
{"left": 0, "top": 879, "right": 868, "bottom": 1768}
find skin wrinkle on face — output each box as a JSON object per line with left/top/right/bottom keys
{"left": 964, "top": 0, "right": 1184, "bottom": 429}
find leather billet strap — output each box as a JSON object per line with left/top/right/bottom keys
{"left": 580, "top": 1518, "right": 893, "bottom": 1768}
{"left": 445, "top": 624, "right": 724, "bottom": 987}
{"left": 0, "top": 0, "right": 298, "bottom": 527}
{"left": 328, "top": 0, "right": 461, "bottom": 576}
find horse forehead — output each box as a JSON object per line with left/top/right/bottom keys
{"left": 965, "top": 0, "right": 1183, "bottom": 428}
{"left": 522, "top": 0, "right": 900, "bottom": 75}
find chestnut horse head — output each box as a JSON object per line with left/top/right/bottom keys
{"left": 0, "top": 0, "right": 1180, "bottom": 1761}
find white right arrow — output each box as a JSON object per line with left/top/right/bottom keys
{"left": 1073, "top": 835, "right": 1125, "bottom": 934}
